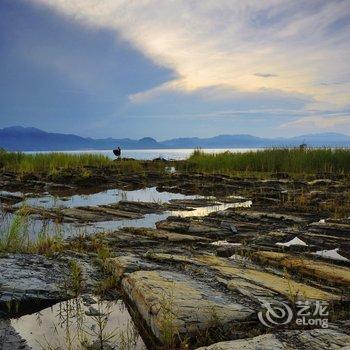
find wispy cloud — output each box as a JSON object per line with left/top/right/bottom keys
{"left": 280, "top": 113, "right": 350, "bottom": 134}
{"left": 28, "top": 1, "right": 350, "bottom": 107}
{"left": 27, "top": 0, "right": 350, "bottom": 135}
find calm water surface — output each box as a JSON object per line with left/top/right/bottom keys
{"left": 1, "top": 187, "right": 251, "bottom": 238}
{"left": 12, "top": 298, "right": 146, "bottom": 350}
{"left": 26, "top": 148, "right": 260, "bottom": 160}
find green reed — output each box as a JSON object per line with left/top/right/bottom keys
{"left": 0, "top": 150, "right": 148, "bottom": 174}
{"left": 0, "top": 150, "right": 112, "bottom": 172}
{"left": 185, "top": 148, "right": 350, "bottom": 174}
{"left": 0, "top": 209, "right": 63, "bottom": 254}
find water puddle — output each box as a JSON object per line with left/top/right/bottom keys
{"left": 88, "top": 200, "right": 252, "bottom": 233}
{"left": 1, "top": 187, "right": 251, "bottom": 239}
{"left": 0, "top": 190, "right": 23, "bottom": 197}
{"left": 14, "top": 187, "right": 199, "bottom": 209}
{"left": 11, "top": 297, "right": 146, "bottom": 350}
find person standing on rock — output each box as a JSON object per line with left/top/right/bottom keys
{"left": 113, "top": 147, "right": 121, "bottom": 159}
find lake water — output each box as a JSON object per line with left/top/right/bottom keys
{"left": 26, "top": 148, "right": 260, "bottom": 160}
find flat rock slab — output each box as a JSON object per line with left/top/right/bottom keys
{"left": 195, "top": 255, "right": 340, "bottom": 302}
{"left": 219, "top": 276, "right": 281, "bottom": 305}
{"left": 0, "top": 191, "right": 24, "bottom": 205}
{"left": 308, "top": 220, "right": 350, "bottom": 238}
{"left": 107, "top": 254, "right": 161, "bottom": 277}
{"left": 122, "top": 270, "right": 254, "bottom": 343}
{"left": 143, "top": 252, "right": 342, "bottom": 303}
{"left": 195, "top": 328, "right": 350, "bottom": 350}
{"left": 122, "top": 227, "right": 211, "bottom": 243}
{"left": 168, "top": 198, "right": 220, "bottom": 207}
{"left": 156, "top": 217, "right": 231, "bottom": 238}
{"left": 254, "top": 251, "right": 350, "bottom": 287}
{"left": 0, "top": 254, "right": 69, "bottom": 316}
{"left": 213, "top": 210, "right": 307, "bottom": 225}
{"left": 7, "top": 199, "right": 227, "bottom": 225}
{"left": 196, "top": 333, "right": 285, "bottom": 350}
{"left": 8, "top": 200, "right": 163, "bottom": 223}
{"left": 145, "top": 253, "right": 207, "bottom": 267}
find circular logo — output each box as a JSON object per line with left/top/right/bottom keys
{"left": 258, "top": 302, "right": 293, "bottom": 328}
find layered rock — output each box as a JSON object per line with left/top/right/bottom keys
{"left": 0, "top": 254, "right": 69, "bottom": 316}
{"left": 195, "top": 328, "right": 350, "bottom": 350}
{"left": 122, "top": 270, "right": 254, "bottom": 343}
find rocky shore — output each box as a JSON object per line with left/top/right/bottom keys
{"left": 0, "top": 167, "right": 349, "bottom": 349}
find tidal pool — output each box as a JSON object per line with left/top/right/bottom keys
{"left": 1, "top": 187, "right": 251, "bottom": 239}
{"left": 11, "top": 297, "right": 146, "bottom": 350}
{"left": 14, "top": 187, "right": 201, "bottom": 209}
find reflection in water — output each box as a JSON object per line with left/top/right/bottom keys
{"left": 15, "top": 187, "right": 200, "bottom": 209}
{"left": 12, "top": 297, "right": 146, "bottom": 350}
{"left": 82, "top": 200, "right": 252, "bottom": 233}
{"left": 1, "top": 187, "right": 251, "bottom": 239}
{"left": 0, "top": 210, "right": 66, "bottom": 241}
{"left": 1, "top": 200, "right": 252, "bottom": 240}
{"left": 169, "top": 201, "right": 252, "bottom": 217}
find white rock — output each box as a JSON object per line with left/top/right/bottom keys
{"left": 312, "top": 248, "right": 349, "bottom": 262}
{"left": 229, "top": 254, "right": 249, "bottom": 262}
{"left": 276, "top": 236, "right": 308, "bottom": 247}
{"left": 210, "top": 240, "right": 241, "bottom": 247}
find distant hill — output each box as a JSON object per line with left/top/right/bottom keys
{"left": 0, "top": 126, "right": 349, "bottom": 151}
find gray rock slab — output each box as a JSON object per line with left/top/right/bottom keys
{"left": 195, "top": 328, "right": 350, "bottom": 350}
{"left": 0, "top": 254, "right": 69, "bottom": 316}
{"left": 122, "top": 270, "right": 254, "bottom": 343}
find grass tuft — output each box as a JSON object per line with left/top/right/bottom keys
{"left": 0, "top": 208, "right": 30, "bottom": 252}
{"left": 0, "top": 210, "right": 63, "bottom": 255}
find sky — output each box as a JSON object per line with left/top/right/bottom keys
{"left": 0, "top": 0, "right": 350, "bottom": 139}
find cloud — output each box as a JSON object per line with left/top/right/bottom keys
{"left": 28, "top": 0, "right": 350, "bottom": 111}
{"left": 22, "top": 0, "right": 350, "bottom": 139}
{"left": 124, "top": 83, "right": 314, "bottom": 130}
{"left": 280, "top": 113, "right": 350, "bottom": 134}
{"left": 129, "top": 80, "right": 183, "bottom": 104}
{"left": 319, "top": 82, "right": 344, "bottom": 86}
{"left": 254, "top": 73, "right": 278, "bottom": 78}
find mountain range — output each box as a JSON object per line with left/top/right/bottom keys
{"left": 0, "top": 126, "right": 349, "bottom": 151}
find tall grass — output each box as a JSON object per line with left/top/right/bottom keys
{"left": 0, "top": 208, "right": 30, "bottom": 252}
{"left": 0, "top": 151, "right": 113, "bottom": 173}
{"left": 0, "top": 150, "right": 148, "bottom": 174}
{"left": 186, "top": 148, "right": 350, "bottom": 174}
{"left": 0, "top": 209, "right": 63, "bottom": 254}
